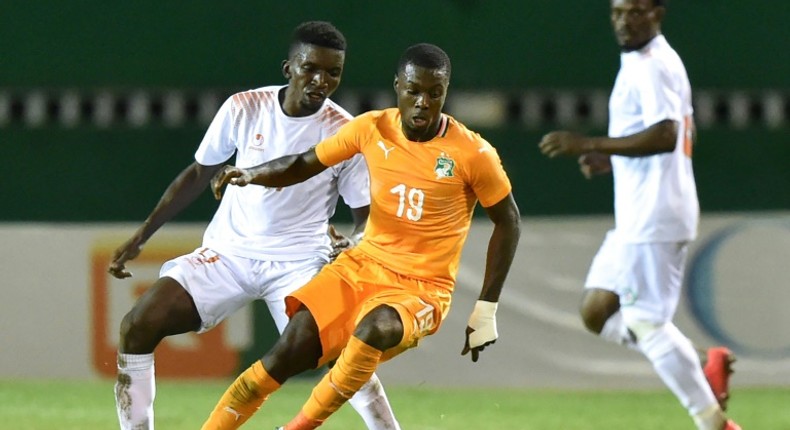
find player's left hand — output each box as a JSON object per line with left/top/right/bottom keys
{"left": 328, "top": 225, "right": 362, "bottom": 261}
{"left": 211, "top": 166, "right": 253, "bottom": 200}
{"left": 461, "top": 300, "right": 499, "bottom": 362}
{"left": 538, "top": 131, "right": 592, "bottom": 158}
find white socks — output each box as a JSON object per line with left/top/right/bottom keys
{"left": 632, "top": 322, "right": 722, "bottom": 429}
{"left": 346, "top": 372, "right": 401, "bottom": 430}
{"left": 692, "top": 405, "right": 727, "bottom": 430}
{"left": 115, "top": 352, "right": 155, "bottom": 430}
{"left": 113, "top": 354, "right": 399, "bottom": 430}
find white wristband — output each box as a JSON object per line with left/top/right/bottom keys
{"left": 470, "top": 300, "right": 498, "bottom": 320}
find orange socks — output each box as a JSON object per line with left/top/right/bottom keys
{"left": 201, "top": 360, "right": 281, "bottom": 430}
{"left": 285, "top": 336, "right": 383, "bottom": 430}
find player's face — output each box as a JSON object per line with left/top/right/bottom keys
{"left": 610, "top": 0, "right": 663, "bottom": 51}
{"left": 394, "top": 63, "right": 449, "bottom": 142}
{"left": 282, "top": 43, "right": 345, "bottom": 115}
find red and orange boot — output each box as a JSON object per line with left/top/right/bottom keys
{"left": 703, "top": 347, "right": 736, "bottom": 411}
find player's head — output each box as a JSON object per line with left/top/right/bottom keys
{"left": 393, "top": 43, "right": 452, "bottom": 142}
{"left": 281, "top": 21, "right": 347, "bottom": 116}
{"left": 610, "top": 0, "right": 665, "bottom": 51}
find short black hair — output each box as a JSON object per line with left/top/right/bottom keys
{"left": 397, "top": 43, "right": 451, "bottom": 78}
{"left": 289, "top": 21, "right": 346, "bottom": 56}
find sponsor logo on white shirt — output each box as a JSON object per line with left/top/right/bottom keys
{"left": 249, "top": 133, "right": 265, "bottom": 152}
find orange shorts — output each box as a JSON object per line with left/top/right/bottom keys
{"left": 285, "top": 248, "right": 452, "bottom": 367}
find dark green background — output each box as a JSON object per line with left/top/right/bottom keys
{"left": 3, "top": 1, "right": 788, "bottom": 89}
{"left": 2, "top": 1, "right": 788, "bottom": 221}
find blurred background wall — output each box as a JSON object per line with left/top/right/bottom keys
{"left": 1, "top": 1, "right": 788, "bottom": 384}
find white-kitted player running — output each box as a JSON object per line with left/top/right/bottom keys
{"left": 538, "top": 1, "right": 739, "bottom": 429}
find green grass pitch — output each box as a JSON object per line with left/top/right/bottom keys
{"left": 1, "top": 379, "right": 787, "bottom": 429}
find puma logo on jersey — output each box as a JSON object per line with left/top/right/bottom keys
{"left": 377, "top": 141, "right": 395, "bottom": 159}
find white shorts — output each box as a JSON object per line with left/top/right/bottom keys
{"left": 584, "top": 231, "right": 689, "bottom": 324}
{"left": 160, "top": 247, "right": 326, "bottom": 333}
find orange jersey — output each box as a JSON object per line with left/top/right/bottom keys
{"left": 315, "top": 108, "right": 512, "bottom": 290}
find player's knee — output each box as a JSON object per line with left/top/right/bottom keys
{"left": 263, "top": 307, "right": 321, "bottom": 380}
{"left": 119, "top": 308, "right": 158, "bottom": 353}
{"left": 354, "top": 306, "right": 403, "bottom": 352}
{"left": 579, "top": 289, "right": 620, "bottom": 334}
{"left": 580, "top": 306, "right": 607, "bottom": 334}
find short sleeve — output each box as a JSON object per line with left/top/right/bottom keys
{"left": 315, "top": 116, "right": 369, "bottom": 167}
{"left": 194, "top": 96, "right": 237, "bottom": 165}
{"left": 336, "top": 154, "right": 371, "bottom": 209}
{"left": 637, "top": 60, "right": 682, "bottom": 127}
{"left": 468, "top": 140, "right": 512, "bottom": 208}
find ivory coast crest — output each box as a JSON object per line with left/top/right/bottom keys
{"left": 434, "top": 152, "right": 455, "bottom": 179}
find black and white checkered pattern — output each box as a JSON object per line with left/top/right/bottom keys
{"left": 1, "top": 88, "right": 787, "bottom": 129}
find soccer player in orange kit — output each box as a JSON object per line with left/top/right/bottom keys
{"left": 202, "top": 43, "right": 521, "bottom": 430}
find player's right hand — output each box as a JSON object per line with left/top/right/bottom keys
{"left": 211, "top": 166, "right": 253, "bottom": 200}
{"left": 108, "top": 236, "right": 144, "bottom": 279}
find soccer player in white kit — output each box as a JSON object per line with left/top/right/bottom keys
{"left": 538, "top": 1, "right": 740, "bottom": 429}
{"left": 108, "top": 21, "right": 401, "bottom": 430}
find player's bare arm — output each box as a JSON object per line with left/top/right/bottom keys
{"left": 539, "top": 119, "right": 678, "bottom": 158}
{"left": 461, "top": 193, "right": 521, "bottom": 362}
{"left": 108, "top": 161, "right": 224, "bottom": 279}
{"left": 211, "top": 148, "right": 328, "bottom": 200}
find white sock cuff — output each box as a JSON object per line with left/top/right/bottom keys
{"left": 117, "top": 353, "right": 154, "bottom": 371}
{"left": 359, "top": 372, "right": 383, "bottom": 394}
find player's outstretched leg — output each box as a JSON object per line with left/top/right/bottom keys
{"left": 202, "top": 306, "right": 323, "bottom": 429}
{"left": 281, "top": 305, "right": 403, "bottom": 430}
{"left": 201, "top": 360, "right": 282, "bottom": 429}
{"left": 629, "top": 321, "right": 740, "bottom": 430}
{"left": 284, "top": 336, "right": 384, "bottom": 429}
{"left": 116, "top": 277, "right": 202, "bottom": 430}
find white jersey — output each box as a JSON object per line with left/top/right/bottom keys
{"left": 608, "top": 34, "right": 699, "bottom": 243}
{"left": 195, "top": 85, "right": 370, "bottom": 261}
